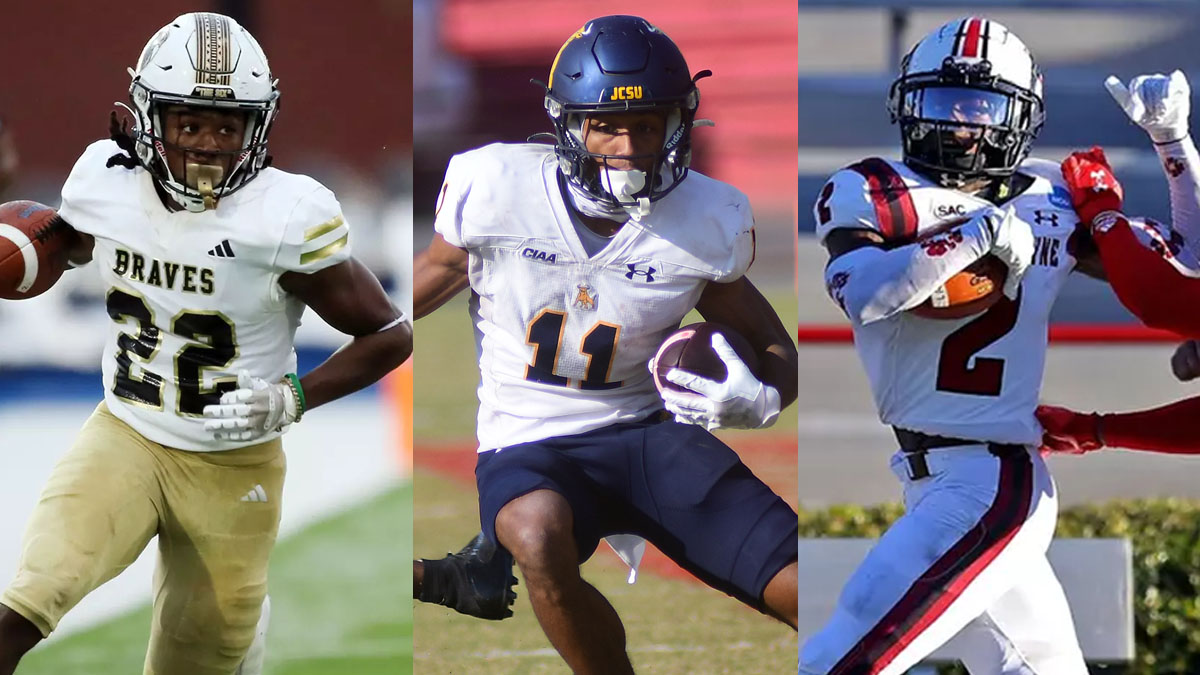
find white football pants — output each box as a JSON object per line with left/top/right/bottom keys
{"left": 799, "top": 444, "right": 1086, "bottom": 675}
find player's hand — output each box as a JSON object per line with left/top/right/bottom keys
{"left": 203, "top": 370, "right": 300, "bottom": 441}
{"left": 1171, "top": 340, "right": 1200, "bottom": 381}
{"left": 981, "top": 206, "right": 1033, "bottom": 299}
{"left": 659, "top": 334, "right": 781, "bottom": 430}
{"left": 1061, "top": 146, "right": 1125, "bottom": 226}
{"left": 1105, "top": 70, "right": 1191, "bottom": 144}
{"left": 1036, "top": 405, "right": 1104, "bottom": 454}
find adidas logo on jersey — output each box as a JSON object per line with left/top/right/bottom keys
{"left": 240, "top": 484, "right": 269, "bottom": 503}
{"left": 208, "top": 240, "right": 236, "bottom": 258}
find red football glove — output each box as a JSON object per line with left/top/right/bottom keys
{"left": 1061, "top": 146, "right": 1124, "bottom": 227}
{"left": 1036, "top": 405, "right": 1104, "bottom": 455}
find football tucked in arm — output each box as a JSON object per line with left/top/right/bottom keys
{"left": 910, "top": 254, "right": 1007, "bottom": 320}
{"left": 0, "top": 200, "right": 74, "bottom": 300}
{"left": 651, "top": 322, "right": 761, "bottom": 395}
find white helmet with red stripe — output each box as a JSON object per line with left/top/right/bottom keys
{"left": 887, "top": 17, "right": 1044, "bottom": 185}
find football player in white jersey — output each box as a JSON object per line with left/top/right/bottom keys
{"left": 0, "top": 13, "right": 411, "bottom": 675}
{"left": 802, "top": 18, "right": 1109, "bottom": 674}
{"left": 413, "top": 15, "right": 799, "bottom": 673}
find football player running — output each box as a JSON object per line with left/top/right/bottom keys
{"left": 804, "top": 18, "right": 1101, "bottom": 674}
{"left": 413, "top": 15, "right": 799, "bottom": 673}
{"left": 1037, "top": 71, "right": 1200, "bottom": 455}
{"left": 0, "top": 13, "right": 411, "bottom": 675}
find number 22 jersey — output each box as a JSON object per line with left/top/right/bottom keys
{"left": 435, "top": 143, "right": 755, "bottom": 452}
{"left": 59, "top": 140, "right": 352, "bottom": 452}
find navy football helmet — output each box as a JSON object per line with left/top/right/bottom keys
{"left": 543, "top": 16, "right": 707, "bottom": 212}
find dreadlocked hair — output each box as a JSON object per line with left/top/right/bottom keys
{"left": 105, "top": 112, "right": 140, "bottom": 170}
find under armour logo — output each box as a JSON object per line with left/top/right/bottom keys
{"left": 625, "top": 263, "right": 656, "bottom": 282}
{"left": 1033, "top": 210, "right": 1059, "bottom": 227}
{"left": 1089, "top": 169, "right": 1109, "bottom": 191}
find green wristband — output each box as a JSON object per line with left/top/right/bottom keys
{"left": 285, "top": 373, "right": 306, "bottom": 421}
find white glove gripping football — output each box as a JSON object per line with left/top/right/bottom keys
{"left": 1105, "top": 71, "right": 1191, "bottom": 144}
{"left": 658, "top": 334, "right": 781, "bottom": 431}
{"left": 203, "top": 370, "right": 301, "bottom": 442}
{"left": 980, "top": 206, "right": 1033, "bottom": 300}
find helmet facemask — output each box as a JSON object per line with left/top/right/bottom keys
{"left": 889, "top": 55, "right": 1044, "bottom": 186}
{"left": 547, "top": 90, "right": 697, "bottom": 221}
{"left": 128, "top": 80, "right": 278, "bottom": 212}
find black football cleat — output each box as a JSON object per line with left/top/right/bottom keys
{"left": 419, "top": 533, "right": 518, "bottom": 620}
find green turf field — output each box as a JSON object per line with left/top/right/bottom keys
{"left": 414, "top": 284, "right": 800, "bottom": 673}
{"left": 18, "top": 484, "right": 413, "bottom": 675}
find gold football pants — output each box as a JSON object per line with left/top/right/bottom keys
{"left": 1, "top": 402, "right": 285, "bottom": 675}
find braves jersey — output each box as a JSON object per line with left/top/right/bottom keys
{"left": 435, "top": 143, "right": 755, "bottom": 452}
{"left": 59, "top": 140, "right": 351, "bottom": 452}
{"left": 817, "top": 157, "right": 1077, "bottom": 444}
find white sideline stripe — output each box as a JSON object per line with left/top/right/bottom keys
{"left": 473, "top": 641, "right": 755, "bottom": 659}
{"left": 276, "top": 641, "right": 411, "bottom": 661}
{"left": 0, "top": 223, "right": 37, "bottom": 292}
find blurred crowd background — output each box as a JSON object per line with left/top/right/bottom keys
{"left": 0, "top": 0, "right": 413, "bottom": 369}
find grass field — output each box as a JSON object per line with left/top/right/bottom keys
{"left": 414, "top": 285, "right": 799, "bottom": 673}
{"left": 18, "top": 484, "right": 414, "bottom": 675}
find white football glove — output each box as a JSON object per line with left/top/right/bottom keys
{"left": 203, "top": 370, "right": 299, "bottom": 442}
{"left": 979, "top": 206, "right": 1033, "bottom": 300}
{"left": 1105, "top": 71, "right": 1191, "bottom": 144}
{"left": 657, "top": 334, "right": 781, "bottom": 431}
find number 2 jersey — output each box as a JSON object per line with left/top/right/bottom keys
{"left": 435, "top": 143, "right": 755, "bottom": 452}
{"left": 817, "top": 157, "right": 1078, "bottom": 445}
{"left": 59, "top": 140, "right": 352, "bottom": 452}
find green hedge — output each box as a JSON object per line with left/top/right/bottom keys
{"left": 798, "top": 500, "right": 1200, "bottom": 674}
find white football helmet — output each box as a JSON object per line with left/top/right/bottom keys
{"left": 125, "top": 12, "right": 279, "bottom": 212}
{"left": 887, "top": 17, "right": 1044, "bottom": 185}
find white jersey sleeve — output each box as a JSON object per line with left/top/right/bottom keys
{"left": 59, "top": 140, "right": 131, "bottom": 238}
{"left": 433, "top": 152, "right": 472, "bottom": 249}
{"left": 713, "top": 190, "right": 756, "bottom": 283}
{"left": 272, "top": 186, "right": 351, "bottom": 274}
{"left": 816, "top": 159, "right": 994, "bottom": 324}
{"left": 814, "top": 158, "right": 920, "bottom": 244}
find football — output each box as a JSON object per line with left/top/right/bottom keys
{"left": 652, "top": 322, "right": 760, "bottom": 394}
{"left": 910, "top": 254, "right": 1007, "bottom": 320}
{"left": 0, "top": 201, "right": 73, "bottom": 300}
